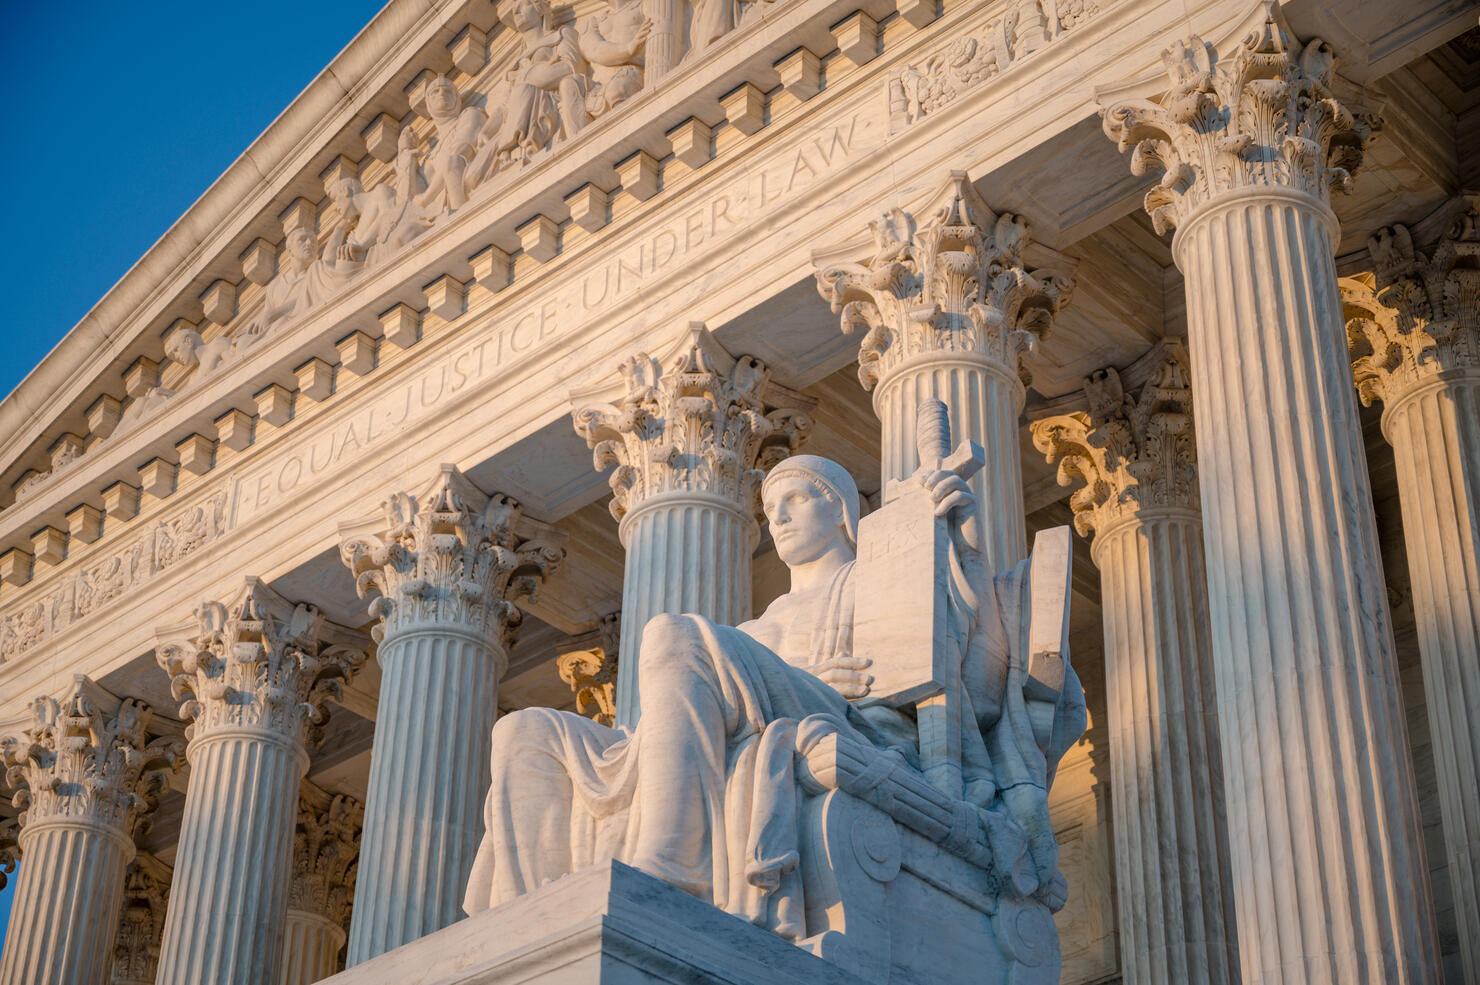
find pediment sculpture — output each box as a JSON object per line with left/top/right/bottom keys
{"left": 464, "top": 399, "right": 1086, "bottom": 984}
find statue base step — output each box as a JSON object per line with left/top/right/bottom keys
{"left": 319, "top": 861, "right": 863, "bottom": 985}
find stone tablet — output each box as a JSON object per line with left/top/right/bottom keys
{"left": 851, "top": 484, "right": 952, "bottom": 705}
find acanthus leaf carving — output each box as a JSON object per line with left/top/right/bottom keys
{"left": 1100, "top": 2, "right": 1381, "bottom": 235}
{"left": 111, "top": 853, "right": 171, "bottom": 985}
{"left": 155, "top": 578, "right": 367, "bottom": 747}
{"left": 288, "top": 792, "right": 363, "bottom": 928}
{"left": 338, "top": 465, "right": 564, "bottom": 649}
{"left": 1, "top": 676, "right": 184, "bottom": 839}
{"left": 1030, "top": 341, "right": 1198, "bottom": 538}
{"left": 1342, "top": 197, "right": 1480, "bottom": 407}
{"left": 814, "top": 172, "right": 1073, "bottom": 391}
{"left": 572, "top": 325, "right": 813, "bottom": 524}
{"left": 557, "top": 612, "right": 620, "bottom": 726}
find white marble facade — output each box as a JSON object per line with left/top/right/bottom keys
{"left": 1, "top": 0, "right": 1477, "bottom": 984}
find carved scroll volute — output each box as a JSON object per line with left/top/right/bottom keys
{"left": 155, "top": 579, "right": 367, "bottom": 747}
{"left": 1030, "top": 342, "right": 1198, "bottom": 539}
{"left": 557, "top": 612, "right": 621, "bottom": 727}
{"left": 1, "top": 677, "right": 183, "bottom": 840}
{"left": 572, "top": 325, "right": 814, "bottom": 527}
{"left": 814, "top": 172, "right": 1073, "bottom": 391}
{"left": 338, "top": 465, "right": 565, "bottom": 651}
{"left": 1100, "top": 3, "right": 1381, "bottom": 236}
{"left": 1341, "top": 198, "right": 1480, "bottom": 407}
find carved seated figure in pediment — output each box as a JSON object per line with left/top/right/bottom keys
{"left": 465, "top": 403, "right": 1085, "bottom": 985}
{"left": 253, "top": 224, "right": 356, "bottom": 337}
{"left": 465, "top": 0, "right": 649, "bottom": 182}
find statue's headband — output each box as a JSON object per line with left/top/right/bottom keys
{"left": 761, "top": 455, "right": 860, "bottom": 549}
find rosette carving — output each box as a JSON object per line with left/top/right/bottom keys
{"left": 814, "top": 171, "right": 1072, "bottom": 391}
{"left": 572, "top": 325, "right": 813, "bottom": 523}
{"left": 288, "top": 793, "right": 363, "bottom": 928}
{"left": 1342, "top": 199, "right": 1480, "bottom": 406}
{"left": 156, "top": 579, "right": 367, "bottom": 746}
{"left": 1, "top": 677, "right": 183, "bottom": 838}
{"left": 1030, "top": 342, "right": 1198, "bottom": 538}
{"left": 339, "top": 465, "right": 564, "bottom": 648}
{"left": 1100, "top": 3, "right": 1381, "bottom": 235}
{"left": 111, "top": 853, "right": 171, "bottom": 985}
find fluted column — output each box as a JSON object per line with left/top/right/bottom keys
{"left": 110, "top": 854, "right": 171, "bottom": 985}
{"left": 1342, "top": 202, "right": 1480, "bottom": 985}
{"left": 1102, "top": 10, "right": 1442, "bottom": 983}
{"left": 339, "top": 467, "right": 563, "bottom": 962}
{"left": 280, "top": 794, "right": 362, "bottom": 985}
{"left": 1033, "top": 343, "right": 1238, "bottom": 985}
{"left": 574, "top": 324, "right": 812, "bottom": 726}
{"left": 154, "top": 580, "right": 366, "bottom": 985}
{"left": 0, "top": 677, "right": 182, "bottom": 985}
{"left": 815, "top": 171, "right": 1074, "bottom": 569}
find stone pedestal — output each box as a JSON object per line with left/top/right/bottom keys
{"left": 339, "top": 467, "right": 562, "bottom": 962}
{"left": 1033, "top": 345, "right": 1238, "bottom": 985}
{"left": 574, "top": 325, "right": 810, "bottom": 725}
{"left": 815, "top": 171, "right": 1074, "bottom": 571}
{"left": 1102, "top": 12, "right": 1443, "bottom": 982}
{"left": 154, "top": 580, "right": 366, "bottom": 985}
{"left": 280, "top": 793, "right": 362, "bottom": 985}
{"left": 317, "top": 861, "right": 861, "bottom": 985}
{"left": 0, "top": 680, "right": 181, "bottom": 985}
{"left": 1342, "top": 203, "right": 1480, "bottom": 985}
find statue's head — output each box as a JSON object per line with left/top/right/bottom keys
{"left": 327, "top": 177, "right": 362, "bottom": 209}
{"left": 285, "top": 226, "right": 316, "bottom": 264}
{"left": 761, "top": 456, "right": 860, "bottom": 566}
{"left": 164, "top": 327, "right": 203, "bottom": 367}
{"left": 424, "top": 75, "right": 460, "bottom": 121}
{"left": 503, "top": 0, "right": 548, "bottom": 32}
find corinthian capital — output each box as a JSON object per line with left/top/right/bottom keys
{"left": 156, "top": 579, "right": 367, "bottom": 746}
{"left": 111, "top": 853, "right": 171, "bottom": 985}
{"left": 1030, "top": 342, "right": 1198, "bottom": 538}
{"left": 1342, "top": 198, "right": 1480, "bottom": 406}
{"left": 339, "top": 465, "right": 565, "bottom": 648}
{"left": 1, "top": 676, "right": 183, "bottom": 839}
{"left": 572, "top": 324, "right": 813, "bottom": 524}
{"left": 288, "top": 792, "right": 362, "bottom": 928}
{"left": 1100, "top": 3, "right": 1381, "bottom": 235}
{"left": 814, "top": 171, "right": 1073, "bottom": 391}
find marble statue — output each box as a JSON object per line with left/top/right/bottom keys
{"left": 164, "top": 326, "right": 247, "bottom": 380}
{"left": 465, "top": 408, "right": 1085, "bottom": 981}
{"left": 467, "top": 0, "right": 649, "bottom": 180}
{"left": 255, "top": 225, "right": 356, "bottom": 335}
{"left": 417, "top": 75, "right": 487, "bottom": 215}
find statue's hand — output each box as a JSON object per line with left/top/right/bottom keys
{"left": 919, "top": 468, "right": 975, "bottom": 518}
{"left": 810, "top": 653, "right": 873, "bottom": 699}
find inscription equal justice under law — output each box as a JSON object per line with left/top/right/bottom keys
{"left": 234, "top": 110, "right": 883, "bottom": 524}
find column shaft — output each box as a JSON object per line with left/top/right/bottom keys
{"left": 874, "top": 357, "right": 1026, "bottom": 570}
{"left": 1384, "top": 378, "right": 1480, "bottom": 981}
{"left": 347, "top": 630, "right": 496, "bottom": 963}
{"left": 0, "top": 822, "right": 130, "bottom": 985}
{"left": 1179, "top": 191, "right": 1441, "bottom": 984}
{"left": 156, "top": 733, "right": 303, "bottom": 985}
{"left": 1096, "top": 513, "right": 1238, "bottom": 985}
{"left": 616, "top": 494, "right": 755, "bottom": 725}
{"left": 280, "top": 910, "right": 347, "bottom": 985}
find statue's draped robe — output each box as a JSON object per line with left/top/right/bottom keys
{"left": 464, "top": 549, "right": 1085, "bottom": 936}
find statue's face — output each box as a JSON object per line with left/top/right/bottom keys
{"left": 426, "top": 79, "right": 459, "bottom": 119}
{"left": 286, "top": 228, "right": 315, "bottom": 262}
{"left": 763, "top": 475, "right": 849, "bottom": 566}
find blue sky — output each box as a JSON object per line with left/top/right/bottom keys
{"left": 0, "top": 0, "right": 386, "bottom": 953}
